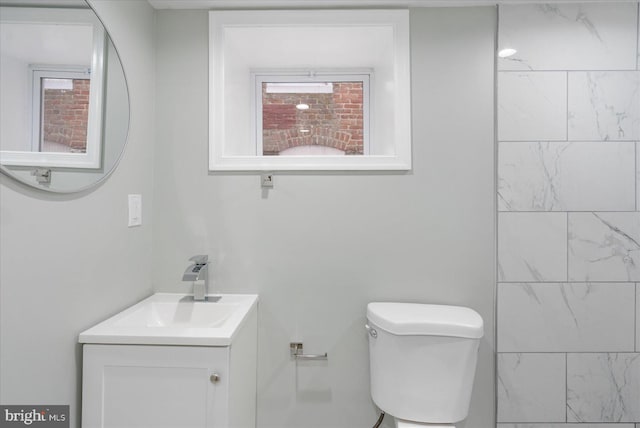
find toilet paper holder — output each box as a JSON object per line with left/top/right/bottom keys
{"left": 290, "top": 342, "right": 328, "bottom": 361}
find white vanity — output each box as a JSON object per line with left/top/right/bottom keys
{"left": 79, "top": 293, "right": 258, "bottom": 428}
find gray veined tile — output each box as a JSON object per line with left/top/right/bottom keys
{"left": 637, "top": 284, "right": 639, "bottom": 353}
{"left": 497, "top": 353, "right": 566, "bottom": 423}
{"left": 498, "top": 3, "right": 639, "bottom": 71}
{"left": 497, "top": 425, "right": 635, "bottom": 428}
{"left": 498, "top": 141, "right": 636, "bottom": 211}
{"left": 568, "top": 71, "right": 640, "bottom": 141}
{"left": 637, "top": 142, "right": 639, "bottom": 212}
{"left": 498, "top": 212, "right": 567, "bottom": 282}
{"left": 568, "top": 212, "right": 640, "bottom": 282}
{"left": 497, "top": 283, "right": 636, "bottom": 352}
{"left": 567, "top": 353, "right": 640, "bottom": 422}
{"left": 498, "top": 72, "right": 567, "bottom": 142}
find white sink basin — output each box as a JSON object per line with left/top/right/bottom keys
{"left": 112, "top": 300, "right": 237, "bottom": 328}
{"left": 79, "top": 293, "right": 258, "bottom": 346}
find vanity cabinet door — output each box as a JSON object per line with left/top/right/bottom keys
{"left": 82, "top": 344, "right": 229, "bottom": 428}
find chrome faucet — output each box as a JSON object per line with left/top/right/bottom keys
{"left": 183, "top": 255, "right": 209, "bottom": 301}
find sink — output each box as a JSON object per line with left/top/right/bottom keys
{"left": 79, "top": 293, "right": 258, "bottom": 346}
{"left": 112, "top": 299, "right": 237, "bottom": 328}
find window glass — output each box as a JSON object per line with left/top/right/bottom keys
{"left": 40, "top": 77, "right": 90, "bottom": 153}
{"left": 255, "top": 73, "right": 370, "bottom": 157}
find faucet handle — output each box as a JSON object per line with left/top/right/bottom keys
{"left": 189, "top": 255, "right": 208, "bottom": 265}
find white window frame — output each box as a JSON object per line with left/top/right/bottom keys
{"left": 253, "top": 70, "right": 371, "bottom": 157}
{"left": 0, "top": 7, "right": 105, "bottom": 169}
{"left": 209, "top": 9, "right": 411, "bottom": 171}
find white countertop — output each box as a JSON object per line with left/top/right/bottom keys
{"left": 79, "top": 293, "right": 259, "bottom": 346}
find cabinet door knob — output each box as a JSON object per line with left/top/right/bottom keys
{"left": 210, "top": 373, "right": 220, "bottom": 383}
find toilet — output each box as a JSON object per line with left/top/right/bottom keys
{"left": 366, "top": 302, "right": 483, "bottom": 428}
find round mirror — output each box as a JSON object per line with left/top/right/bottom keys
{"left": 0, "top": 0, "right": 129, "bottom": 193}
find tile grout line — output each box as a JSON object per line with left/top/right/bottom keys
{"left": 635, "top": 141, "right": 640, "bottom": 211}
{"left": 565, "top": 71, "right": 569, "bottom": 143}
{"left": 499, "top": 351, "right": 640, "bottom": 354}
{"left": 566, "top": 211, "right": 570, "bottom": 283}
{"left": 565, "top": 351, "right": 568, "bottom": 423}
{"left": 496, "top": 69, "right": 639, "bottom": 72}
{"left": 497, "top": 209, "right": 638, "bottom": 214}
{"left": 494, "top": 6, "right": 500, "bottom": 425}
{"left": 498, "top": 281, "right": 638, "bottom": 284}
{"left": 498, "top": 139, "right": 639, "bottom": 143}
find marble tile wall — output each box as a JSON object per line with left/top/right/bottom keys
{"left": 496, "top": 3, "right": 640, "bottom": 427}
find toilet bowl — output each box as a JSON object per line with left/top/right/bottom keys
{"left": 395, "top": 418, "right": 454, "bottom": 428}
{"left": 366, "top": 302, "right": 483, "bottom": 427}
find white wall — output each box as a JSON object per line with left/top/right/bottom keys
{"left": 0, "top": 1, "right": 155, "bottom": 426}
{"left": 153, "top": 6, "right": 496, "bottom": 427}
{"left": 0, "top": 54, "right": 30, "bottom": 151}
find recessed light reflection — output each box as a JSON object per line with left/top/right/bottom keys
{"left": 299, "top": 129, "right": 310, "bottom": 133}
{"left": 498, "top": 48, "right": 517, "bottom": 58}
{"left": 296, "top": 103, "right": 310, "bottom": 110}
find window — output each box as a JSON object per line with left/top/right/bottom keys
{"left": 31, "top": 67, "right": 91, "bottom": 154}
{"left": 209, "top": 10, "right": 411, "bottom": 171}
{"left": 0, "top": 7, "right": 105, "bottom": 169}
{"left": 254, "top": 71, "right": 371, "bottom": 157}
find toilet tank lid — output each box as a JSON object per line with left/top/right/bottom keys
{"left": 367, "top": 302, "right": 484, "bottom": 338}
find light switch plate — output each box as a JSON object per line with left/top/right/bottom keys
{"left": 128, "top": 194, "right": 142, "bottom": 227}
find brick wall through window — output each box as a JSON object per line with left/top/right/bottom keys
{"left": 41, "top": 78, "right": 90, "bottom": 152}
{"left": 261, "top": 82, "right": 364, "bottom": 156}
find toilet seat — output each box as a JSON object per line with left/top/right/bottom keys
{"left": 394, "top": 418, "right": 454, "bottom": 428}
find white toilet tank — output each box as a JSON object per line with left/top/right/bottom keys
{"left": 366, "top": 302, "right": 483, "bottom": 424}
